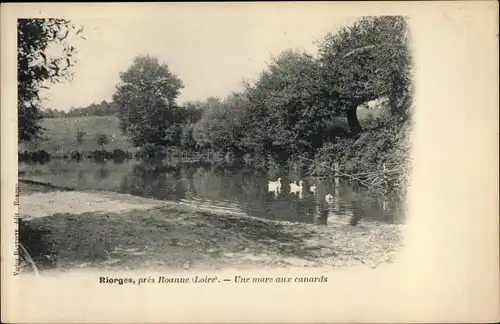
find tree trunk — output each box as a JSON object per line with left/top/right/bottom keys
{"left": 346, "top": 106, "right": 362, "bottom": 136}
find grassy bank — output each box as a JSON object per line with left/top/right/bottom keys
{"left": 18, "top": 184, "right": 403, "bottom": 273}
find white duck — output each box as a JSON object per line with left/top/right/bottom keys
{"left": 325, "top": 193, "right": 334, "bottom": 204}
{"left": 268, "top": 178, "right": 282, "bottom": 197}
{"left": 309, "top": 184, "right": 317, "bottom": 194}
{"left": 290, "top": 180, "right": 303, "bottom": 194}
{"left": 290, "top": 181, "right": 304, "bottom": 199}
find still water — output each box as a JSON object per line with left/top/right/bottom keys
{"left": 19, "top": 159, "right": 406, "bottom": 226}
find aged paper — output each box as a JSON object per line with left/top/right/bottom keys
{"left": 2, "top": 2, "right": 499, "bottom": 323}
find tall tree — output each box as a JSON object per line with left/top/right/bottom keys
{"left": 112, "top": 55, "right": 184, "bottom": 146}
{"left": 318, "top": 16, "right": 412, "bottom": 135}
{"left": 17, "top": 18, "right": 83, "bottom": 141}
{"left": 193, "top": 93, "right": 248, "bottom": 155}
{"left": 241, "top": 49, "right": 333, "bottom": 160}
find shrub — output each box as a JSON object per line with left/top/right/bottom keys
{"left": 110, "top": 149, "right": 126, "bottom": 163}
{"left": 70, "top": 150, "right": 82, "bottom": 161}
{"left": 75, "top": 128, "right": 86, "bottom": 146}
{"left": 96, "top": 133, "right": 109, "bottom": 149}
{"left": 135, "top": 144, "right": 167, "bottom": 161}
{"left": 310, "top": 117, "right": 411, "bottom": 197}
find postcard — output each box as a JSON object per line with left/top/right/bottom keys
{"left": 1, "top": 2, "right": 498, "bottom": 323}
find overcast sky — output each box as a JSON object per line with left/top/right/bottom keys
{"left": 38, "top": 6, "right": 362, "bottom": 111}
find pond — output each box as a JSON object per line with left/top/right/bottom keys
{"left": 18, "top": 159, "right": 406, "bottom": 226}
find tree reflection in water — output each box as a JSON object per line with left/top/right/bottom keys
{"left": 113, "top": 161, "right": 402, "bottom": 226}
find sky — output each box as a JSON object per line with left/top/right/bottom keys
{"left": 38, "top": 5, "right": 362, "bottom": 111}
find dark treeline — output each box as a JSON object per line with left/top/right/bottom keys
{"left": 41, "top": 100, "right": 119, "bottom": 118}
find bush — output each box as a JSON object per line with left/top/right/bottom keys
{"left": 112, "top": 149, "right": 127, "bottom": 162}
{"left": 19, "top": 150, "right": 51, "bottom": 164}
{"left": 96, "top": 133, "right": 109, "bottom": 149}
{"left": 310, "top": 117, "right": 411, "bottom": 197}
{"left": 70, "top": 150, "right": 82, "bottom": 161}
{"left": 135, "top": 144, "right": 167, "bottom": 161}
{"left": 75, "top": 128, "right": 86, "bottom": 146}
{"left": 90, "top": 149, "right": 111, "bottom": 162}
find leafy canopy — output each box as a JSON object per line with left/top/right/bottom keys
{"left": 113, "top": 55, "right": 184, "bottom": 146}
{"left": 18, "top": 18, "right": 84, "bottom": 141}
{"left": 318, "top": 16, "right": 412, "bottom": 118}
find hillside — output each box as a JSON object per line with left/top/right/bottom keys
{"left": 19, "top": 116, "right": 135, "bottom": 154}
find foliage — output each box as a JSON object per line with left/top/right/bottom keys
{"left": 310, "top": 115, "right": 412, "bottom": 196}
{"left": 18, "top": 18, "right": 84, "bottom": 141}
{"left": 180, "top": 123, "right": 197, "bottom": 150}
{"left": 175, "top": 16, "right": 412, "bottom": 192}
{"left": 135, "top": 143, "right": 168, "bottom": 161}
{"left": 112, "top": 55, "right": 184, "bottom": 146}
{"left": 317, "top": 16, "right": 412, "bottom": 133}
{"left": 42, "top": 100, "right": 120, "bottom": 118}
{"left": 178, "top": 101, "right": 204, "bottom": 124}
{"left": 18, "top": 150, "right": 51, "bottom": 164}
{"left": 27, "top": 16, "right": 412, "bottom": 199}
{"left": 192, "top": 94, "right": 248, "bottom": 155}
{"left": 75, "top": 128, "right": 86, "bottom": 146}
{"left": 240, "top": 50, "right": 335, "bottom": 161}
{"left": 96, "top": 133, "right": 109, "bottom": 149}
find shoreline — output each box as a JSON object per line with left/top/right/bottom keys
{"left": 18, "top": 188, "right": 404, "bottom": 273}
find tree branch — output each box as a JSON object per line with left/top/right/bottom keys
{"left": 342, "top": 43, "right": 406, "bottom": 58}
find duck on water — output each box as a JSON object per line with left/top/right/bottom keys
{"left": 268, "top": 178, "right": 282, "bottom": 197}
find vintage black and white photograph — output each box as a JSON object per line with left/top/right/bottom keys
{"left": 15, "top": 9, "right": 413, "bottom": 276}
{"left": 4, "top": 2, "right": 500, "bottom": 323}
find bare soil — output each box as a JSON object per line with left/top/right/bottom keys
{"left": 18, "top": 185, "right": 404, "bottom": 273}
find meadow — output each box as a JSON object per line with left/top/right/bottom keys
{"left": 18, "top": 115, "right": 136, "bottom": 155}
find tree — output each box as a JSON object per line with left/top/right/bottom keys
{"left": 100, "top": 100, "right": 111, "bottom": 115}
{"left": 317, "top": 16, "right": 412, "bottom": 135}
{"left": 96, "top": 133, "right": 109, "bottom": 149}
{"left": 112, "top": 55, "right": 184, "bottom": 146}
{"left": 203, "top": 93, "right": 247, "bottom": 155}
{"left": 240, "top": 49, "right": 333, "bottom": 160}
{"left": 192, "top": 97, "right": 223, "bottom": 149}
{"left": 179, "top": 101, "right": 203, "bottom": 124}
{"left": 180, "top": 123, "right": 197, "bottom": 150}
{"left": 17, "top": 18, "right": 84, "bottom": 141}
{"left": 175, "top": 101, "right": 203, "bottom": 150}
{"left": 76, "top": 128, "right": 86, "bottom": 146}
{"left": 42, "top": 108, "right": 55, "bottom": 118}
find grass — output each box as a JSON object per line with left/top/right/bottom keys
{"left": 19, "top": 116, "right": 135, "bottom": 154}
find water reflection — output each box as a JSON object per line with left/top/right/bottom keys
{"left": 96, "top": 165, "right": 109, "bottom": 179}
{"left": 118, "top": 162, "right": 404, "bottom": 225}
{"left": 20, "top": 159, "right": 406, "bottom": 225}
